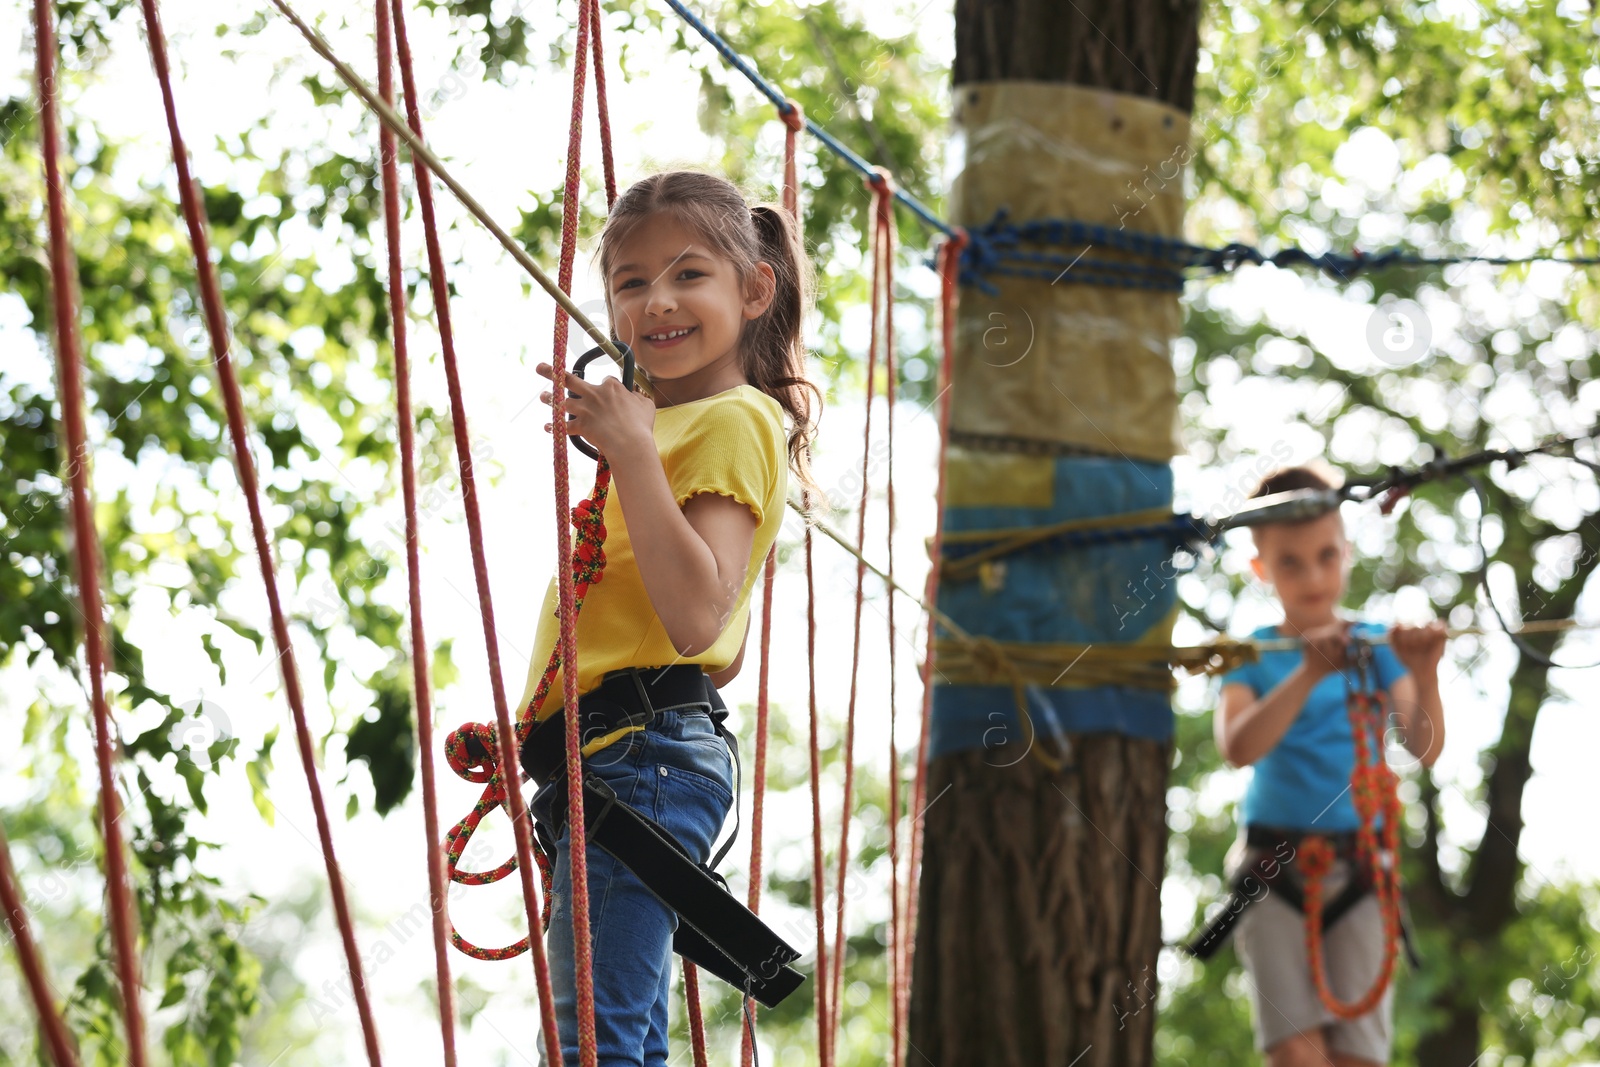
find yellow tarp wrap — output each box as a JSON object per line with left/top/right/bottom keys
{"left": 945, "top": 445, "right": 1055, "bottom": 509}
{"left": 949, "top": 81, "right": 1189, "bottom": 463}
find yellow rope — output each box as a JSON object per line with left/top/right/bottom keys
{"left": 936, "top": 507, "right": 1177, "bottom": 582}
{"left": 936, "top": 637, "right": 1182, "bottom": 691}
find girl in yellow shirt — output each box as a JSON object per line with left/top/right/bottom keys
{"left": 527, "top": 170, "right": 822, "bottom": 1066}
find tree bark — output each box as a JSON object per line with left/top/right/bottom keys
{"left": 909, "top": 4, "right": 1199, "bottom": 1065}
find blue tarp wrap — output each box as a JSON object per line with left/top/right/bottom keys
{"left": 934, "top": 456, "right": 1176, "bottom": 755}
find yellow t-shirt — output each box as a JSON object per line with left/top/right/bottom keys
{"left": 516, "top": 383, "right": 789, "bottom": 755}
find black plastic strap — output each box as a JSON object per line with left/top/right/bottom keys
{"left": 577, "top": 773, "right": 804, "bottom": 1007}
{"left": 1182, "top": 855, "right": 1282, "bottom": 959}
{"left": 705, "top": 678, "right": 741, "bottom": 872}
{"left": 1181, "top": 849, "right": 1390, "bottom": 961}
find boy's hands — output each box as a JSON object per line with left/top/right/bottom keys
{"left": 537, "top": 361, "right": 655, "bottom": 459}
{"left": 1299, "top": 620, "right": 1353, "bottom": 680}
{"left": 1390, "top": 619, "right": 1447, "bottom": 678}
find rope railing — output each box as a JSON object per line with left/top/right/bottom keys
{"left": 36, "top": 0, "right": 151, "bottom": 1057}
{"left": 136, "top": 0, "right": 384, "bottom": 1060}
{"left": 0, "top": 821, "right": 82, "bottom": 1066}
{"left": 376, "top": 0, "right": 458, "bottom": 1059}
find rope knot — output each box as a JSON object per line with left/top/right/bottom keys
{"left": 778, "top": 98, "right": 804, "bottom": 132}
{"left": 967, "top": 635, "right": 1011, "bottom": 684}
{"left": 445, "top": 720, "right": 500, "bottom": 784}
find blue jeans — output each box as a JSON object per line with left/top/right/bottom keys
{"left": 532, "top": 708, "right": 736, "bottom": 1067}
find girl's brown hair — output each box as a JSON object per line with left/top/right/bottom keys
{"left": 597, "top": 169, "right": 824, "bottom": 505}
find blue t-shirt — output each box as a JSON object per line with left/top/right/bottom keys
{"left": 1221, "top": 621, "right": 1408, "bottom": 832}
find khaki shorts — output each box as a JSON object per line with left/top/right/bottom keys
{"left": 1230, "top": 845, "right": 1394, "bottom": 1063}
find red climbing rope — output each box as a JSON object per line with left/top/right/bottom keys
{"left": 551, "top": 2, "right": 602, "bottom": 1059}
{"left": 384, "top": 5, "right": 558, "bottom": 1046}
{"left": 0, "top": 822, "right": 82, "bottom": 1067}
{"left": 901, "top": 226, "right": 968, "bottom": 1055}
{"left": 805, "top": 507, "right": 832, "bottom": 1067}
{"left": 374, "top": 2, "right": 457, "bottom": 1062}
{"left": 683, "top": 961, "right": 711, "bottom": 1067}
{"left": 867, "top": 169, "right": 907, "bottom": 1067}
{"left": 134, "top": 1, "right": 384, "bottom": 1061}
{"left": 825, "top": 167, "right": 898, "bottom": 1056}
{"left": 737, "top": 96, "right": 804, "bottom": 1067}
{"left": 1299, "top": 684, "right": 1404, "bottom": 1020}
{"left": 440, "top": 481, "right": 611, "bottom": 950}
{"left": 587, "top": 0, "right": 617, "bottom": 206}
{"left": 35, "top": 3, "right": 148, "bottom": 1062}
{"left": 439, "top": 6, "right": 626, "bottom": 1065}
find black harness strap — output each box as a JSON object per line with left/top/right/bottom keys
{"left": 1183, "top": 832, "right": 1420, "bottom": 969}
{"left": 573, "top": 772, "right": 803, "bottom": 1007}
{"left": 519, "top": 665, "right": 804, "bottom": 1008}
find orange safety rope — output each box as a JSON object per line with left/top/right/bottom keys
{"left": 133, "top": 1, "right": 384, "bottom": 1060}
{"left": 900, "top": 226, "right": 967, "bottom": 1058}
{"left": 1298, "top": 675, "right": 1404, "bottom": 1019}
{"left": 0, "top": 823, "right": 82, "bottom": 1066}
{"left": 375, "top": 1, "right": 458, "bottom": 1061}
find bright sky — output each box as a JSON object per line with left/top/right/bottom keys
{"left": 2, "top": 1, "right": 1597, "bottom": 1063}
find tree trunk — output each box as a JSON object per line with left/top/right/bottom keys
{"left": 909, "top": 3, "right": 1199, "bottom": 1065}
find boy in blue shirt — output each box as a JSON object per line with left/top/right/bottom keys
{"left": 1215, "top": 466, "right": 1447, "bottom": 1067}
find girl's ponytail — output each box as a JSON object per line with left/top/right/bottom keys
{"left": 745, "top": 204, "right": 823, "bottom": 505}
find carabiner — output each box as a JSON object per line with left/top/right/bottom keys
{"left": 564, "top": 341, "right": 637, "bottom": 461}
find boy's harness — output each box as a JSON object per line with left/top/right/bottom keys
{"left": 1183, "top": 635, "right": 1414, "bottom": 1018}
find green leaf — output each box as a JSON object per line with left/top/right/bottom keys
{"left": 345, "top": 668, "right": 417, "bottom": 816}
{"left": 246, "top": 727, "right": 278, "bottom": 826}
{"left": 200, "top": 631, "right": 227, "bottom": 685}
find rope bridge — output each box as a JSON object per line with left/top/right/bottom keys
{"left": 13, "top": 2, "right": 966, "bottom": 1064}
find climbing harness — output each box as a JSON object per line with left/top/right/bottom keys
{"left": 514, "top": 664, "right": 804, "bottom": 1008}
{"left": 1182, "top": 636, "right": 1412, "bottom": 1020}
{"left": 443, "top": 344, "right": 804, "bottom": 1005}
